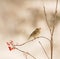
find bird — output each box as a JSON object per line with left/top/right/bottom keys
{"left": 28, "top": 28, "right": 41, "bottom": 40}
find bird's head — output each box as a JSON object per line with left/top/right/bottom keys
{"left": 35, "top": 27, "right": 41, "bottom": 32}
{"left": 36, "top": 28, "right": 41, "bottom": 30}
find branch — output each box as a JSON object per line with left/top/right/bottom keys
{"left": 53, "top": 0, "right": 58, "bottom": 29}
{"left": 40, "top": 36, "right": 50, "bottom": 41}
{"left": 50, "top": 0, "right": 58, "bottom": 59}
{"left": 41, "top": 0, "right": 51, "bottom": 33}
{"left": 14, "top": 36, "right": 50, "bottom": 46}
{"left": 55, "top": 0, "right": 58, "bottom": 17}
{"left": 14, "top": 47, "right": 36, "bottom": 59}
{"left": 39, "top": 41, "right": 50, "bottom": 59}
{"left": 23, "top": 53, "right": 28, "bottom": 59}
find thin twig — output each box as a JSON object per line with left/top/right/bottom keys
{"left": 53, "top": 0, "right": 58, "bottom": 28}
{"left": 24, "top": 53, "right": 27, "bottom": 59}
{"left": 14, "top": 36, "right": 50, "bottom": 46}
{"left": 39, "top": 41, "right": 50, "bottom": 59}
{"left": 23, "top": 52, "right": 28, "bottom": 59}
{"left": 40, "top": 36, "right": 50, "bottom": 41}
{"left": 14, "top": 47, "right": 36, "bottom": 59}
{"left": 41, "top": 0, "right": 51, "bottom": 33}
{"left": 55, "top": 0, "right": 58, "bottom": 17}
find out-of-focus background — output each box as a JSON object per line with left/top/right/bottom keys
{"left": 0, "top": 0, "right": 60, "bottom": 59}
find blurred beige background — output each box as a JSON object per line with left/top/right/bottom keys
{"left": 0, "top": 0, "right": 60, "bottom": 59}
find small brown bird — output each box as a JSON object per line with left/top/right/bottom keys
{"left": 28, "top": 28, "right": 41, "bottom": 40}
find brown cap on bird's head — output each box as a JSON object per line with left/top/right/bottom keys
{"left": 35, "top": 27, "right": 41, "bottom": 33}
{"left": 36, "top": 27, "right": 41, "bottom": 30}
